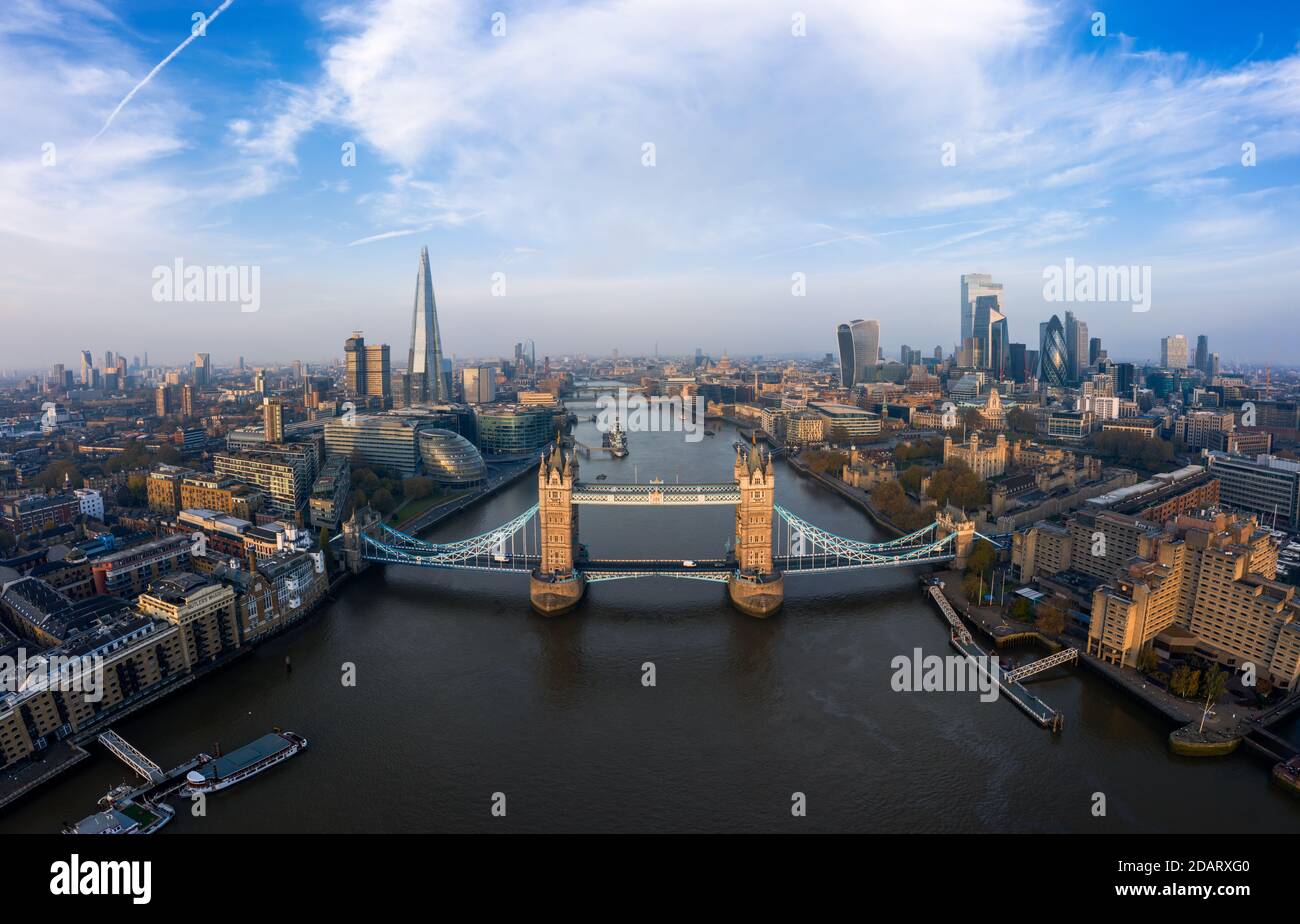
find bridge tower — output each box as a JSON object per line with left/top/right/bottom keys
{"left": 727, "top": 443, "right": 784, "bottom": 617}
{"left": 934, "top": 508, "right": 976, "bottom": 570}
{"left": 530, "top": 443, "right": 586, "bottom": 615}
{"left": 342, "top": 504, "right": 383, "bottom": 574}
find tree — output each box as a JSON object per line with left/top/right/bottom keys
{"left": 894, "top": 438, "right": 943, "bottom": 463}
{"left": 1008, "top": 597, "right": 1032, "bottom": 622}
{"left": 1198, "top": 666, "right": 1229, "bottom": 733}
{"left": 352, "top": 467, "right": 380, "bottom": 492}
{"left": 961, "top": 573, "right": 982, "bottom": 604}
{"left": 35, "top": 460, "right": 83, "bottom": 491}
{"left": 1034, "top": 603, "right": 1066, "bottom": 637}
{"left": 402, "top": 476, "right": 434, "bottom": 501}
{"left": 1169, "top": 664, "right": 1201, "bottom": 699}
{"left": 1136, "top": 648, "right": 1159, "bottom": 675}
{"left": 371, "top": 488, "right": 396, "bottom": 515}
{"left": 0, "top": 528, "right": 16, "bottom": 555}
{"left": 1007, "top": 407, "right": 1038, "bottom": 438}
{"left": 898, "top": 465, "right": 926, "bottom": 494}
{"left": 869, "top": 480, "right": 930, "bottom": 532}
{"left": 964, "top": 539, "right": 996, "bottom": 578}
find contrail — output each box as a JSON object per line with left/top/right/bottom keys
{"left": 87, "top": 0, "right": 235, "bottom": 147}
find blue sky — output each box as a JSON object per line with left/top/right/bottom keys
{"left": 2, "top": 0, "right": 1298, "bottom": 370}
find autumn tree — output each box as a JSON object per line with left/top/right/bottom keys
{"left": 1034, "top": 603, "right": 1066, "bottom": 637}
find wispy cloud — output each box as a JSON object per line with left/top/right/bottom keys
{"left": 85, "top": 0, "right": 236, "bottom": 150}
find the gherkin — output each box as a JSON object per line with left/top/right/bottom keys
{"left": 1039, "top": 314, "right": 1068, "bottom": 387}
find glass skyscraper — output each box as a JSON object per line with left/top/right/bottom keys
{"left": 972, "top": 295, "right": 1008, "bottom": 378}
{"left": 960, "top": 273, "right": 1002, "bottom": 346}
{"left": 835, "top": 319, "right": 879, "bottom": 388}
{"left": 1039, "top": 315, "right": 1068, "bottom": 388}
{"left": 406, "top": 245, "right": 447, "bottom": 405}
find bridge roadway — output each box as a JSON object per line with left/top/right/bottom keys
{"left": 570, "top": 482, "right": 741, "bottom": 505}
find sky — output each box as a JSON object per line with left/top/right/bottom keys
{"left": 1, "top": 0, "right": 1298, "bottom": 371}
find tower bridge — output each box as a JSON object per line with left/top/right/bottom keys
{"left": 343, "top": 443, "right": 999, "bottom": 617}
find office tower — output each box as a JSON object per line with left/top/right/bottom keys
{"left": 972, "top": 295, "right": 1008, "bottom": 377}
{"left": 1089, "top": 337, "right": 1102, "bottom": 366}
{"left": 960, "top": 273, "right": 1002, "bottom": 346}
{"left": 263, "top": 397, "right": 285, "bottom": 443}
{"left": 1063, "top": 311, "right": 1088, "bottom": 383}
{"left": 1008, "top": 343, "right": 1027, "bottom": 383}
{"left": 255, "top": 370, "right": 266, "bottom": 395}
{"left": 344, "top": 332, "right": 392, "bottom": 405}
{"left": 194, "top": 352, "right": 211, "bottom": 387}
{"left": 104, "top": 351, "right": 114, "bottom": 370}
{"left": 365, "top": 344, "right": 391, "bottom": 404}
{"left": 142, "top": 351, "right": 149, "bottom": 368}
{"left": 934, "top": 346, "right": 943, "bottom": 362}
{"left": 80, "top": 350, "right": 93, "bottom": 386}
{"left": 694, "top": 348, "right": 703, "bottom": 369}
{"left": 237, "top": 356, "right": 244, "bottom": 372}
{"left": 1210, "top": 353, "right": 1220, "bottom": 377}
{"left": 292, "top": 360, "right": 303, "bottom": 383}
{"left": 1038, "top": 315, "right": 1068, "bottom": 387}
{"left": 1113, "top": 362, "right": 1136, "bottom": 396}
{"left": 1161, "top": 334, "right": 1189, "bottom": 369}
{"left": 115, "top": 356, "right": 127, "bottom": 384}
{"left": 323, "top": 415, "right": 430, "bottom": 478}
{"left": 462, "top": 366, "right": 497, "bottom": 404}
{"left": 836, "top": 319, "right": 878, "bottom": 388}
{"left": 406, "top": 245, "right": 447, "bottom": 405}
{"left": 1195, "top": 335, "right": 1209, "bottom": 374}
{"left": 155, "top": 383, "right": 179, "bottom": 416}
{"left": 181, "top": 383, "right": 194, "bottom": 418}
{"left": 1205, "top": 452, "right": 1300, "bottom": 530}
{"left": 345, "top": 332, "right": 366, "bottom": 395}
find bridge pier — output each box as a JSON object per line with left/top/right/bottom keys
{"left": 727, "top": 571, "right": 784, "bottom": 617}
{"left": 529, "top": 569, "right": 586, "bottom": 616}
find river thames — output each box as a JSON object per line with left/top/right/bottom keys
{"left": 3, "top": 400, "right": 1299, "bottom": 833}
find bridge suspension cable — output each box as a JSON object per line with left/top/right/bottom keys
{"left": 773, "top": 505, "right": 956, "bottom": 571}
{"left": 364, "top": 504, "right": 540, "bottom": 570}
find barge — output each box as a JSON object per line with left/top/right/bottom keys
{"left": 184, "top": 730, "right": 308, "bottom": 794}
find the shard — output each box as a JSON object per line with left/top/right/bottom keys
{"left": 406, "top": 245, "right": 447, "bottom": 405}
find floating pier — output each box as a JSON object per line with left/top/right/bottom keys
{"left": 927, "top": 584, "right": 1066, "bottom": 732}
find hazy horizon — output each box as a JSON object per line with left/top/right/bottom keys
{"left": 3, "top": 0, "right": 1299, "bottom": 370}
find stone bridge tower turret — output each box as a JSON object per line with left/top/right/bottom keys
{"left": 728, "top": 443, "right": 784, "bottom": 617}
{"left": 530, "top": 443, "right": 585, "bottom": 615}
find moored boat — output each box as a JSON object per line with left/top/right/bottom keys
{"left": 185, "top": 730, "right": 308, "bottom": 794}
